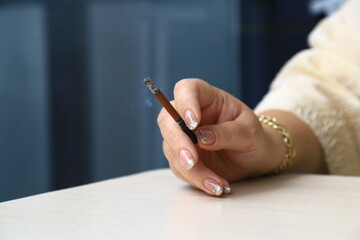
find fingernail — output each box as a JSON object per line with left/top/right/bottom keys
{"left": 185, "top": 110, "right": 199, "bottom": 130}
{"left": 224, "top": 186, "right": 232, "bottom": 194}
{"left": 203, "top": 178, "right": 223, "bottom": 196}
{"left": 179, "top": 149, "right": 195, "bottom": 170}
{"left": 198, "top": 129, "right": 215, "bottom": 145}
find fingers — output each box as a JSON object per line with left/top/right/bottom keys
{"left": 158, "top": 102, "right": 199, "bottom": 169}
{"left": 158, "top": 102, "right": 230, "bottom": 196}
{"left": 158, "top": 78, "right": 258, "bottom": 196}
{"left": 163, "top": 141, "right": 230, "bottom": 196}
{"left": 173, "top": 79, "right": 217, "bottom": 130}
{"left": 196, "top": 109, "right": 261, "bottom": 152}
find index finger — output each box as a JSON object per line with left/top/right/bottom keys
{"left": 173, "top": 78, "right": 217, "bottom": 130}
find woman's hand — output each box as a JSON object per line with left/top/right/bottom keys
{"left": 157, "top": 79, "right": 325, "bottom": 196}
{"left": 157, "top": 79, "right": 285, "bottom": 196}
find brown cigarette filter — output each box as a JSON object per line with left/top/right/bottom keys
{"left": 144, "top": 78, "right": 197, "bottom": 144}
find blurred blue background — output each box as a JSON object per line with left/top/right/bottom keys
{"left": 0, "top": 0, "right": 323, "bottom": 202}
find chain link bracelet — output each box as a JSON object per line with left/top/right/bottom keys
{"left": 258, "top": 115, "right": 296, "bottom": 174}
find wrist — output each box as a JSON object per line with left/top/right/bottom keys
{"left": 258, "top": 110, "right": 325, "bottom": 174}
{"left": 259, "top": 115, "right": 295, "bottom": 174}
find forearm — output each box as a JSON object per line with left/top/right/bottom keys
{"left": 259, "top": 109, "right": 327, "bottom": 174}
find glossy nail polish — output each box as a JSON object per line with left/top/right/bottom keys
{"left": 203, "top": 178, "right": 223, "bottom": 196}
{"left": 198, "top": 129, "right": 215, "bottom": 145}
{"left": 179, "top": 149, "right": 195, "bottom": 170}
{"left": 185, "top": 110, "right": 199, "bottom": 130}
{"left": 224, "top": 186, "right": 232, "bottom": 194}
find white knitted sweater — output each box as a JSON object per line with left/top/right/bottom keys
{"left": 255, "top": 0, "right": 360, "bottom": 175}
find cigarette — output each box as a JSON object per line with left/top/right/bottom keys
{"left": 144, "top": 78, "right": 198, "bottom": 144}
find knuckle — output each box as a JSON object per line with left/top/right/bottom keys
{"left": 157, "top": 108, "right": 166, "bottom": 126}
{"left": 174, "top": 79, "right": 189, "bottom": 98}
{"left": 234, "top": 125, "right": 244, "bottom": 140}
{"left": 163, "top": 142, "right": 189, "bottom": 183}
{"left": 158, "top": 109, "right": 186, "bottom": 146}
{"left": 170, "top": 134, "right": 185, "bottom": 148}
{"left": 174, "top": 79, "right": 187, "bottom": 92}
{"left": 162, "top": 141, "right": 173, "bottom": 160}
{"left": 240, "top": 117, "right": 261, "bottom": 148}
{"left": 246, "top": 117, "right": 261, "bottom": 139}
{"left": 220, "top": 125, "right": 233, "bottom": 144}
{"left": 174, "top": 78, "right": 203, "bottom": 93}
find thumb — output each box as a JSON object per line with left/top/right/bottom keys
{"left": 196, "top": 114, "right": 261, "bottom": 151}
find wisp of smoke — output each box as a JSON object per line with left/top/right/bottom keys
{"left": 144, "top": 98, "right": 153, "bottom": 108}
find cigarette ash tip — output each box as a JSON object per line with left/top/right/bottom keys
{"left": 144, "top": 78, "right": 159, "bottom": 94}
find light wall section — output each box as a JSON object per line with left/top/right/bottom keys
{"left": 0, "top": 5, "right": 50, "bottom": 202}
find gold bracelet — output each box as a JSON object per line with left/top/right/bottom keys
{"left": 258, "top": 115, "right": 296, "bottom": 174}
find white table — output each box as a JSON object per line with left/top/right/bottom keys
{"left": 1, "top": 169, "right": 360, "bottom": 239}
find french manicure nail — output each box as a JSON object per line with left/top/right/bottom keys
{"left": 198, "top": 129, "right": 215, "bottom": 145}
{"left": 179, "top": 149, "right": 195, "bottom": 170}
{"left": 224, "top": 186, "right": 232, "bottom": 194}
{"left": 185, "top": 110, "right": 199, "bottom": 130}
{"left": 203, "top": 178, "right": 223, "bottom": 196}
